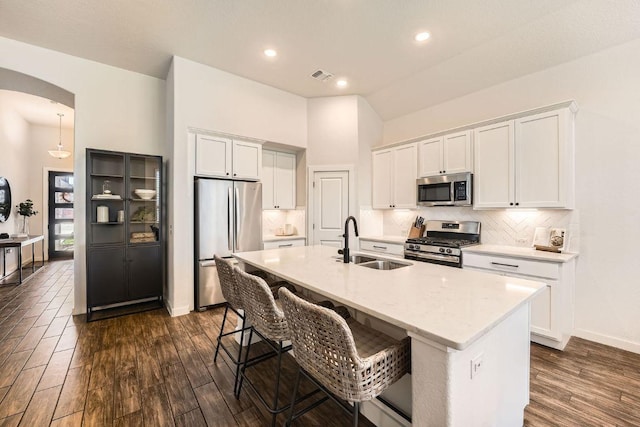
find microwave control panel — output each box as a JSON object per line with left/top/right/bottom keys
{"left": 454, "top": 181, "right": 467, "bottom": 200}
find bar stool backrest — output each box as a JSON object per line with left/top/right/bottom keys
{"left": 214, "top": 255, "right": 242, "bottom": 309}
{"left": 233, "top": 266, "right": 289, "bottom": 342}
{"left": 278, "top": 288, "right": 367, "bottom": 402}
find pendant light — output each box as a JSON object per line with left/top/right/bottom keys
{"left": 48, "top": 113, "right": 71, "bottom": 159}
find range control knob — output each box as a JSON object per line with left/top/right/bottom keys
{"left": 446, "top": 249, "right": 452, "bottom": 254}
{"left": 439, "top": 248, "right": 445, "bottom": 253}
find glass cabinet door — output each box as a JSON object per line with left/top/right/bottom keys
{"left": 127, "top": 155, "right": 161, "bottom": 244}
{"left": 88, "top": 151, "right": 125, "bottom": 245}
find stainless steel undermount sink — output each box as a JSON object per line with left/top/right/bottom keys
{"left": 334, "top": 254, "right": 377, "bottom": 264}
{"left": 334, "top": 254, "right": 411, "bottom": 270}
{"left": 357, "top": 260, "right": 411, "bottom": 270}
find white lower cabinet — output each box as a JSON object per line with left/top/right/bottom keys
{"left": 358, "top": 239, "right": 404, "bottom": 258}
{"left": 263, "top": 238, "right": 305, "bottom": 249}
{"left": 463, "top": 252, "right": 575, "bottom": 350}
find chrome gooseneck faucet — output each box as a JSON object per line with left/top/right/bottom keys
{"left": 338, "top": 216, "right": 359, "bottom": 263}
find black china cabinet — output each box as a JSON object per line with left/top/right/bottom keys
{"left": 86, "top": 149, "right": 163, "bottom": 320}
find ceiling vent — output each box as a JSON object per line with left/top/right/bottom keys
{"left": 310, "top": 69, "right": 334, "bottom": 82}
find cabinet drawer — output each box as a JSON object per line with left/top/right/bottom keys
{"left": 463, "top": 252, "right": 559, "bottom": 279}
{"left": 263, "top": 239, "right": 305, "bottom": 249}
{"left": 359, "top": 240, "right": 404, "bottom": 257}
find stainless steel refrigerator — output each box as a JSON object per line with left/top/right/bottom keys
{"left": 195, "top": 178, "right": 262, "bottom": 310}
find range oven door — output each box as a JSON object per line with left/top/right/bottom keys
{"left": 404, "top": 250, "right": 461, "bottom": 268}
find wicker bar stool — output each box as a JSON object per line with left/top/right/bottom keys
{"left": 213, "top": 255, "right": 295, "bottom": 395}
{"left": 278, "top": 287, "right": 411, "bottom": 426}
{"left": 233, "top": 267, "right": 322, "bottom": 427}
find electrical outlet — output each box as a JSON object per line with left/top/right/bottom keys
{"left": 470, "top": 353, "right": 484, "bottom": 379}
{"left": 516, "top": 238, "right": 527, "bottom": 245}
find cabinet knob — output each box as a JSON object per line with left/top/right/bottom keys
{"left": 515, "top": 202, "right": 520, "bottom": 206}
{"left": 509, "top": 202, "right": 514, "bottom": 206}
{"left": 226, "top": 172, "right": 229, "bottom": 176}
{"left": 233, "top": 173, "right": 237, "bottom": 176}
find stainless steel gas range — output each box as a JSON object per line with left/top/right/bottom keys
{"left": 404, "top": 220, "right": 480, "bottom": 268}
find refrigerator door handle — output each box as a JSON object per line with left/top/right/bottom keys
{"left": 227, "top": 187, "right": 233, "bottom": 251}
{"left": 235, "top": 186, "right": 240, "bottom": 250}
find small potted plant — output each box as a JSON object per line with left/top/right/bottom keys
{"left": 15, "top": 199, "right": 38, "bottom": 237}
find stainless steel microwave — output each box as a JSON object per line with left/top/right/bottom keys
{"left": 417, "top": 172, "right": 473, "bottom": 206}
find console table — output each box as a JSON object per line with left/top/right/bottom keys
{"left": 0, "top": 235, "right": 45, "bottom": 284}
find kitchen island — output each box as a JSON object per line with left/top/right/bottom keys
{"left": 234, "top": 245, "right": 545, "bottom": 426}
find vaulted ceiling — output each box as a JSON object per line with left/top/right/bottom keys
{"left": 1, "top": 0, "right": 639, "bottom": 120}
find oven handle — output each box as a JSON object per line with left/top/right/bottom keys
{"left": 405, "top": 250, "right": 459, "bottom": 263}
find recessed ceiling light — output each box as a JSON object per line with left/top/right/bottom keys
{"left": 264, "top": 49, "right": 277, "bottom": 57}
{"left": 336, "top": 79, "right": 348, "bottom": 88}
{"left": 415, "top": 32, "right": 431, "bottom": 42}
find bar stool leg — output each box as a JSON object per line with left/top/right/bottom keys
{"left": 270, "top": 341, "right": 285, "bottom": 427}
{"left": 232, "top": 316, "right": 247, "bottom": 396}
{"left": 236, "top": 327, "right": 254, "bottom": 399}
{"left": 286, "top": 368, "right": 302, "bottom": 426}
{"left": 353, "top": 402, "right": 360, "bottom": 427}
{"left": 214, "top": 304, "right": 229, "bottom": 363}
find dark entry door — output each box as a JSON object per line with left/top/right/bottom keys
{"left": 48, "top": 171, "right": 74, "bottom": 259}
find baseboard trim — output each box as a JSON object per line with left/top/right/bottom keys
{"left": 165, "top": 299, "right": 190, "bottom": 317}
{"left": 573, "top": 328, "right": 640, "bottom": 355}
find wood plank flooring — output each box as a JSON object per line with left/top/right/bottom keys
{"left": 0, "top": 259, "right": 638, "bottom": 426}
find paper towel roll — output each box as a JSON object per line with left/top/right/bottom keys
{"left": 97, "top": 205, "right": 109, "bottom": 223}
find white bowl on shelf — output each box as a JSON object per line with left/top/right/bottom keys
{"left": 134, "top": 189, "right": 156, "bottom": 200}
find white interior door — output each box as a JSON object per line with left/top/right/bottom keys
{"left": 312, "top": 171, "right": 349, "bottom": 247}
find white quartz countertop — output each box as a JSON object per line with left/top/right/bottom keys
{"left": 233, "top": 245, "right": 545, "bottom": 350}
{"left": 358, "top": 235, "right": 407, "bottom": 244}
{"left": 462, "top": 244, "right": 578, "bottom": 263}
{"left": 263, "top": 235, "right": 306, "bottom": 242}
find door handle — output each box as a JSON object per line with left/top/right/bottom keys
{"left": 235, "top": 186, "right": 240, "bottom": 251}
{"left": 228, "top": 187, "right": 233, "bottom": 251}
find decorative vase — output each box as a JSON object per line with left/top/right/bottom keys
{"left": 18, "top": 216, "right": 29, "bottom": 236}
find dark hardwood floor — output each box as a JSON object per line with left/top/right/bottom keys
{"left": 0, "top": 259, "right": 638, "bottom": 426}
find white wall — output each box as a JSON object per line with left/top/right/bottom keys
{"left": 168, "top": 56, "right": 308, "bottom": 315}
{"left": 0, "top": 100, "right": 30, "bottom": 274}
{"left": 0, "top": 36, "right": 166, "bottom": 314}
{"left": 307, "top": 96, "right": 359, "bottom": 166}
{"left": 383, "top": 38, "right": 640, "bottom": 352}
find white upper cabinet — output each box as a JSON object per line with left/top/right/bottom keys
{"left": 473, "top": 121, "right": 515, "bottom": 209}
{"left": 473, "top": 107, "right": 574, "bottom": 209}
{"left": 417, "top": 137, "right": 443, "bottom": 177}
{"left": 418, "top": 131, "right": 472, "bottom": 177}
{"left": 232, "top": 139, "right": 262, "bottom": 180}
{"left": 262, "top": 150, "right": 296, "bottom": 210}
{"left": 372, "top": 144, "right": 417, "bottom": 209}
{"left": 196, "top": 135, "right": 232, "bottom": 178}
{"left": 195, "top": 134, "right": 261, "bottom": 181}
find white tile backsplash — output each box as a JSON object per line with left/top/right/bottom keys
{"left": 262, "top": 208, "right": 306, "bottom": 237}
{"left": 382, "top": 208, "right": 579, "bottom": 252}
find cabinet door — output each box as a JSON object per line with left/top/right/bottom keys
{"left": 196, "top": 135, "right": 232, "bottom": 178}
{"left": 262, "top": 150, "right": 276, "bottom": 209}
{"left": 530, "top": 280, "right": 559, "bottom": 340}
{"left": 372, "top": 150, "right": 393, "bottom": 209}
{"left": 232, "top": 140, "right": 261, "bottom": 180}
{"left": 128, "top": 245, "right": 162, "bottom": 300}
{"left": 274, "top": 152, "right": 296, "bottom": 209}
{"left": 393, "top": 144, "right": 418, "bottom": 208}
{"left": 515, "top": 109, "right": 569, "bottom": 208}
{"left": 418, "top": 137, "right": 443, "bottom": 177}
{"left": 443, "top": 131, "right": 472, "bottom": 174}
{"left": 87, "top": 247, "right": 127, "bottom": 307}
{"left": 473, "top": 121, "right": 514, "bottom": 208}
